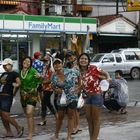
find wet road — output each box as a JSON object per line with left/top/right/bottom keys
{"left": 0, "top": 79, "right": 140, "bottom": 139}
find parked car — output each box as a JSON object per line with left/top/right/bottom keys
{"left": 90, "top": 52, "right": 140, "bottom": 79}
{"left": 111, "top": 48, "right": 140, "bottom": 60}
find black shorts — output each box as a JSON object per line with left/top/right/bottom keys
{"left": 57, "top": 100, "right": 77, "bottom": 111}
{"left": 0, "top": 95, "right": 13, "bottom": 112}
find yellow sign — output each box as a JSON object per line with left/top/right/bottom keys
{"left": 127, "top": 0, "right": 140, "bottom": 11}
{"left": 0, "top": 0, "right": 20, "bottom": 5}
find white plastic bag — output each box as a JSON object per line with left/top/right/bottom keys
{"left": 100, "top": 80, "right": 109, "bottom": 91}
{"left": 12, "top": 98, "right": 16, "bottom": 106}
{"left": 60, "top": 91, "right": 67, "bottom": 105}
{"left": 77, "top": 93, "right": 85, "bottom": 108}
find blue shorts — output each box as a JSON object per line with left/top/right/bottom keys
{"left": 85, "top": 94, "right": 103, "bottom": 107}
{"left": 0, "top": 95, "right": 13, "bottom": 112}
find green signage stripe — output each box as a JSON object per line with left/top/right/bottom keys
{"left": 0, "top": 14, "right": 4, "bottom": 20}
{"left": 82, "top": 18, "right": 97, "bottom": 24}
{"left": 65, "top": 17, "right": 80, "bottom": 23}
{"left": 4, "top": 14, "right": 23, "bottom": 20}
{"left": 25, "top": 15, "right": 63, "bottom": 22}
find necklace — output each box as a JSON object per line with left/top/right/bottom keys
{"left": 21, "top": 69, "right": 29, "bottom": 79}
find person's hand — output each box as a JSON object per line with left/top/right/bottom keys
{"left": 71, "top": 34, "right": 78, "bottom": 45}
{"left": 35, "top": 73, "right": 41, "bottom": 78}
{"left": 55, "top": 87, "right": 63, "bottom": 94}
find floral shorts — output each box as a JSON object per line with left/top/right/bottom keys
{"left": 20, "top": 88, "right": 38, "bottom": 107}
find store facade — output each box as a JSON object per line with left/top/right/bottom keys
{"left": 97, "top": 15, "right": 137, "bottom": 53}
{"left": 0, "top": 14, "right": 97, "bottom": 71}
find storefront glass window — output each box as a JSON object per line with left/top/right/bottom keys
{"left": 2, "top": 40, "right": 17, "bottom": 60}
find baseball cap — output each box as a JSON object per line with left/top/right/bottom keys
{"left": 66, "top": 51, "right": 75, "bottom": 57}
{"left": 43, "top": 54, "right": 51, "bottom": 61}
{"left": 2, "top": 58, "right": 13, "bottom": 65}
{"left": 53, "top": 58, "right": 62, "bottom": 65}
{"left": 34, "top": 51, "right": 41, "bottom": 58}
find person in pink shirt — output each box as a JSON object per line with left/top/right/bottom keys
{"left": 78, "top": 53, "right": 110, "bottom": 140}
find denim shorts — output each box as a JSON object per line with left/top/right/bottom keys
{"left": 85, "top": 93, "right": 103, "bottom": 107}
{"left": 0, "top": 95, "right": 13, "bottom": 112}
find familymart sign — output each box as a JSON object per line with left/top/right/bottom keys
{"left": 0, "top": 14, "right": 97, "bottom": 34}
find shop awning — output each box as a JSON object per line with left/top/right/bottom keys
{"left": 77, "top": 5, "right": 93, "bottom": 11}
{"left": 0, "top": 0, "right": 20, "bottom": 5}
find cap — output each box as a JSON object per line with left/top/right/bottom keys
{"left": 34, "top": 52, "right": 41, "bottom": 59}
{"left": 53, "top": 58, "right": 62, "bottom": 65}
{"left": 2, "top": 58, "right": 13, "bottom": 65}
{"left": 43, "top": 54, "right": 51, "bottom": 61}
{"left": 66, "top": 51, "right": 75, "bottom": 57}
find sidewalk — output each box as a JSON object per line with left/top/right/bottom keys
{"left": 1, "top": 104, "right": 140, "bottom": 140}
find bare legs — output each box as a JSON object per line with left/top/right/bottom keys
{"left": 0, "top": 110, "right": 22, "bottom": 137}
{"left": 73, "top": 109, "right": 80, "bottom": 133}
{"left": 85, "top": 104, "right": 101, "bottom": 140}
{"left": 23, "top": 105, "right": 35, "bottom": 140}
{"left": 51, "top": 108, "right": 75, "bottom": 140}
{"left": 51, "top": 110, "right": 65, "bottom": 140}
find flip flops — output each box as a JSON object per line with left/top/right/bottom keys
{"left": 0, "top": 135, "right": 14, "bottom": 138}
{"left": 71, "top": 129, "right": 82, "bottom": 135}
{"left": 37, "top": 120, "right": 47, "bottom": 126}
{"left": 17, "top": 126, "right": 24, "bottom": 138}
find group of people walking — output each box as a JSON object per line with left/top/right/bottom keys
{"left": 0, "top": 36, "right": 129, "bottom": 140}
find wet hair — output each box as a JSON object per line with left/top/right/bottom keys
{"left": 78, "top": 53, "right": 90, "bottom": 69}
{"left": 115, "top": 70, "right": 123, "bottom": 77}
{"left": 21, "top": 56, "right": 32, "bottom": 69}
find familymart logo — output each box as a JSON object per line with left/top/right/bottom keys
{"left": 28, "top": 21, "right": 62, "bottom": 31}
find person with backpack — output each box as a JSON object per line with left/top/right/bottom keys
{"left": 104, "top": 70, "right": 129, "bottom": 114}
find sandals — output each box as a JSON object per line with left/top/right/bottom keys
{"left": 38, "top": 121, "right": 46, "bottom": 126}
{"left": 71, "top": 129, "right": 82, "bottom": 135}
{"left": 17, "top": 126, "right": 24, "bottom": 138}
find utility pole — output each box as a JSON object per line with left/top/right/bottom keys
{"left": 116, "top": 0, "right": 119, "bottom": 15}
{"left": 41, "top": 0, "right": 45, "bottom": 15}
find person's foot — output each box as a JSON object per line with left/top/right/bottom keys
{"left": 38, "top": 120, "right": 47, "bottom": 126}
{"left": 17, "top": 126, "right": 24, "bottom": 138}
{"left": 0, "top": 134, "right": 14, "bottom": 138}
{"left": 51, "top": 135, "right": 58, "bottom": 140}
{"left": 66, "top": 136, "right": 72, "bottom": 140}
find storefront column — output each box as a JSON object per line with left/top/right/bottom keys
{"left": 67, "top": 35, "right": 72, "bottom": 50}
{"left": 32, "top": 34, "right": 40, "bottom": 55}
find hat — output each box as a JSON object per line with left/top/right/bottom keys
{"left": 66, "top": 51, "right": 75, "bottom": 58}
{"left": 2, "top": 58, "right": 13, "bottom": 65}
{"left": 43, "top": 54, "right": 51, "bottom": 61}
{"left": 34, "top": 52, "right": 41, "bottom": 59}
{"left": 53, "top": 58, "right": 62, "bottom": 65}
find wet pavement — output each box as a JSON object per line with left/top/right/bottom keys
{"left": 0, "top": 79, "right": 140, "bottom": 140}
{"left": 1, "top": 103, "right": 140, "bottom": 140}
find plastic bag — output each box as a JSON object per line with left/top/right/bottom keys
{"left": 12, "top": 98, "right": 16, "bottom": 106}
{"left": 100, "top": 80, "right": 109, "bottom": 91}
{"left": 77, "top": 93, "right": 85, "bottom": 108}
{"left": 60, "top": 91, "right": 67, "bottom": 105}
